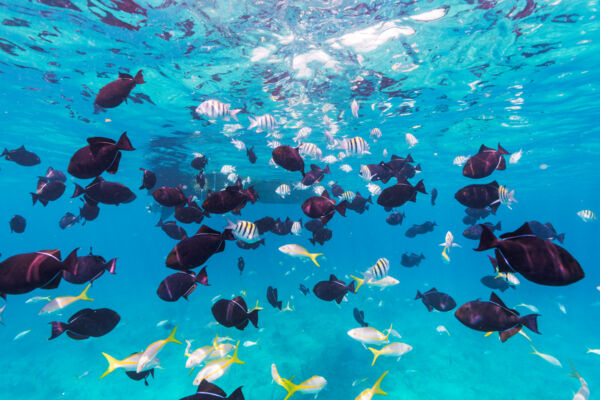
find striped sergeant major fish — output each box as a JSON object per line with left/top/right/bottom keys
{"left": 226, "top": 220, "right": 261, "bottom": 243}
{"left": 299, "top": 142, "right": 322, "bottom": 159}
{"left": 340, "top": 136, "right": 370, "bottom": 156}
{"left": 364, "top": 258, "right": 389, "bottom": 280}
{"left": 577, "top": 209, "right": 596, "bottom": 223}
{"left": 248, "top": 114, "right": 277, "bottom": 131}
{"left": 195, "top": 100, "right": 240, "bottom": 121}
{"left": 497, "top": 185, "right": 517, "bottom": 209}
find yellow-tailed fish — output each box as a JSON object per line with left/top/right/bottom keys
{"left": 439, "top": 231, "right": 460, "bottom": 262}
{"left": 347, "top": 325, "right": 393, "bottom": 346}
{"left": 271, "top": 363, "right": 327, "bottom": 400}
{"left": 281, "top": 301, "right": 295, "bottom": 312}
{"left": 193, "top": 341, "right": 244, "bottom": 384}
{"left": 569, "top": 362, "right": 589, "bottom": 400}
{"left": 355, "top": 371, "right": 388, "bottom": 400}
{"left": 530, "top": 345, "right": 562, "bottom": 367}
{"left": 368, "top": 343, "right": 412, "bottom": 366}
{"left": 278, "top": 244, "right": 323, "bottom": 267}
{"left": 185, "top": 339, "right": 214, "bottom": 369}
{"left": 100, "top": 352, "right": 159, "bottom": 379}
{"left": 38, "top": 283, "right": 93, "bottom": 315}
{"left": 137, "top": 326, "right": 181, "bottom": 373}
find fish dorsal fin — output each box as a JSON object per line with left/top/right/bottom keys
{"left": 68, "top": 308, "right": 93, "bottom": 323}
{"left": 391, "top": 155, "right": 401, "bottom": 160}
{"left": 310, "top": 164, "right": 320, "bottom": 171}
{"left": 195, "top": 225, "right": 220, "bottom": 236}
{"left": 489, "top": 180, "right": 499, "bottom": 188}
{"left": 87, "top": 137, "right": 115, "bottom": 146}
{"left": 232, "top": 296, "right": 247, "bottom": 311}
{"left": 196, "top": 379, "right": 226, "bottom": 397}
{"left": 87, "top": 176, "right": 104, "bottom": 188}
{"left": 545, "top": 222, "right": 555, "bottom": 232}
{"left": 425, "top": 288, "right": 437, "bottom": 294}
{"left": 329, "top": 274, "right": 338, "bottom": 282}
{"left": 118, "top": 72, "right": 133, "bottom": 79}
{"left": 489, "top": 292, "right": 507, "bottom": 309}
{"left": 479, "top": 144, "right": 494, "bottom": 152}
{"left": 321, "top": 190, "right": 330, "bottom": 199}
{"left": 500, "top": 223, "right": 534, "bottom": 239}
{"left": 225, "top": 185, "right": 239, "bottom": 192}
{"left": 17, "top": 145, "right": 25, "bottom": 150}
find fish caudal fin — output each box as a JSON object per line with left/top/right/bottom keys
{"left": 78, "top": 283, "right": 93, "bottom": 302}
{"left": 272, "top": 364, "right": 300, "bottom": 400}
{"left": 308, "top": 252, "right": 323, "bottom": 267}
{"left": 248, "top": 117, "right": 257, "bottom": 130}
{"left": 105, "top": 258, "right": 117, "bottom": 274}
{"left": 99, "top": 352, "right": 122, "bottom": 379}
{"left": 474, "top": 226, "right": 499, "bottom": 251}
{"left": 371, "top": 371, "right": 388, "bottom": 396}
{"left": 520, "top": 314, "right": 540, "bottom": 334}
{"left": 415, "top": 179, "right": 427, "bottom": 194}
{"left": 368, "top": 347, "right": 382, "bottom": 366}
{"left": 383, "top": 324, "right": 393, "bottom": 342}
{"left": 49, "top": 321, "right": 68, "bottom": 340}
{"left": 72, "top": 183, "right": 85, "bottom": 198}
{"left": 351, "top": 275, "right": 365, "bottom": 292}
{"left": 116, "top": 132, "right": 135, "bottom": 151}
{"left": 248, "top": 309, "right": 259, "bottom": 328}
{"left": 415, "top": 290, "right": 422, "bottom": 300}
{"left": 166, "top": 326, "right": 182, "bottom": 344}
{"left": 134, "top": 70, "right": 145, "bottom": 84}
{"left": 557, "top": 233, "right": 565, "bottom": 244}
{"left": 231, "top": 342, "right": 244, "bottom": 365}
{"left": 227, "top": 387, "right": 244, "bottom": 400}
{"left": 568, "top": 361, "right": 581, "bottom": 379}
{"left": 335, "top": 200, "right": 347, "bottom": 216}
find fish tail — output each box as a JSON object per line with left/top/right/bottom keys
{"left": 556, "top": 233, "right": 565, "bottom": 244}
{"left": 497, "top": 143, "right": 510, "bottom": 155}
{"left": 116, "top": 132, "right": 134, "bottom": 151}
{"left": 1, "top": 148, "right": 7, "bottom": 157}
{"left": 99, "top": 352, "right": 122, "bottom": 379}
{"left": 335, "top": 200, "right": 347, "bottom": 216}
{"left": 415, "top": 290, "right": 422, "bottom": 300}
{"left": 368, "top": 347, "right": 382, "bottom": 366}
{"left": 248, "top": 117, "right": 257, "bottom": 129}
{"left": 134, "top": 70, "right": 145, "bottom": 84}
{"left": 521, "top": 314, "right": 540, "bottom": 334}
{"left": 230, "top": 109, "right": 241, "bottom": 121}
{"left": 248, "top": 309, "right": 259, "bottom": 328}
{"left": 474, "top": 225, "right": 499, "bottom": 251}
{"left": 196, "top": 266, "right": 209, "bottom": 286}
{"left": 350, "top": 275, "right": 364, "bottom": 292}
{"left": 371, "top": 371, "right": 388, "bottom": 396}
{"left": 30, "top": 193, "right": 38, "bottom": 205}
{"left": 166, "top": 326, "right": 182, "bottom": 344}
{"left": 72, "top": 183, "right": 85, "bottom": 198}
{"left": 308, "top": 252, "right": 322, "bottom": 267}
{"left": 78, "top": 283, "right": 93, "bottom": 302}
{"left": 49, "top": 321, "right": 67, "bottom": 340}
{"left": 529, "top": 345, "right": 539, "bottom": 355}
{"left": 105, "top": 258, "right": 117, "bottom": 274}
{"left": 383, "top": 323, "right": 393, "bottom": 342}
{"left": 415, "top": 179, "right": 427, "bottom": 194}
{"left": 227, "top": 387, "right": 244, "bottom": 400}
{"left": 231, "top": 341, "right": 245, "bottom": 365}
{"left": 568, "top": 361, "right": 581, "bottom": 379}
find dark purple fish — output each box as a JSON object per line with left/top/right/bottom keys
{"left": 377, "top": 180, "right": 426, "bottom": 210}
{"left": 480, "top": 275, "right": 514, "bottom": 292}
{"left": 72, "top": 177, "right": 136, "bottom": 205}
{"left": 235, "top": 239, "right": 265, "bottom": 250}
{"left": 475, "top": 223, "right": 584, "bottom": 286}
{"left": 401, "top": 253, "right": 424, "bottom": 267}
{"left": 62, "top": 249, "right": 116, "bottom": 284}
{"left": 353, "top": 308, "right": 368, "bottom": 327}
{"left": 405, "top": 221, "right": 436, "bottom": 238}
{"left": 431, "top": 188, "right": 438, "bottom": 206}
{"left": 175, "top": 202, "right": 205, "bottom": 224}
{"left": 246, "top": 146, "right": 257, "bottom": 164}
{"left": 299, "top": 284, "right": 309, "bottom": 296}
{"left": 191, "top": 155, "right": 208, "bottom": 170}
{"left": 49, "top": 308, "right": 120, "bottom": 340}
{"left": 95, "top": 70, "right": 145, "bottom": 108}
{"left": 254, "top": 216, "right": 276, "bottom": 234}
{"left": 266, "top": 286, "right": 282, "bottom": 310}
{"left": 156, "top": 267, "right": 208, "bottom": 302}
{"left": 1, "top": 146, "right": 40, "bottom": 166}
{"left": 32, "top": 178, "right": 66, "bottom": 206}
{"left": 313, "top": 275, "right": 355, "bottom": 304}
{"left": 139, "top": 168, "right": 156, "bottom": 190}
{"left": 466, "top": 207, "right": 491, "bottom": 219}
{"left": 180, "top": 379, "right": 244, "bottom": 400}
{"left": 152, "top": 185, "right": 187, "bottom": 207}
{"left": 301, "top": 164, "right": 329, "bottom": 186}
{"left": 462, "top": 215, "right": 478, "bottom": 225}
{"left": 166, "top": 225, "right": 233, "bottom": 270}
{"left": 59, "top": 212, "right": 80, "bottom": 229}
{"left": 157, "top": 220, "right": 188, "bottom": 240}
{"left": 9, "top": 215, "right": 26, "bottom": 233}
{"left": 40, "top": 166, "right": 66, "bottom": 183}
{"left": 347, "top": 192, "right": 371, "bottom": 214}
{"left": 362, "top": 163, "right": 395, "bottom": 184}
{"left": 68, "top": 132, "right": 135, "bottom": 179}
{"left": 415, "top": 288, "right": 456, "bottom": 312}
{"left": 386, "top": 211, "right": 405, "bottom": 226}
{"left": 125, "top": 368, "right": 154, "bottom": 386}
{"left": 211, "top": 296, "right": 259, "bottom": 330}
{"left": 304, "top": 219, "right": 324, "bottom": 233}
{"left": 0, "top": 249, "right": 78, "bottom": 298}
{"left": 309, "top": 227, "right": 332, "bottom": 246}
{"left": 463, "top": 144, "right": 510, "bottom": 179}
{"left": 528, "top": 220, "right": 565, "bottom": 243}
{"left": 237, "top": 257, "right": 244, "bottom": 275}
{"left": 301, "top": 190, "right": 347, "bottom": 225}
{"left": 79, "top": 197, "right": 100, "bottom": 223}
{"left": 455, "top": 292, "right": 540, "bottom": 342}
{"left": 195, "top": 171, "right": 206, "bottom": 189}
{"left": 463, "top": 222, "right": 501, "bottom": 240}
{"left": 272, "top": 145, "right": 304, "bottom": 176}
{"left": 330, "top": 183, "right": 344, "bottom": 197}
{"left": 202, "top": 186, "right": 258, "bottom": 215}
{"left": 455, "top": 181, "right": 501, "bottom": 213}
{"left": 271, "top": 217, "right": 293, "bottom": 235}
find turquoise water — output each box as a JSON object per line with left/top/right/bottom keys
{"left": 1, "top": 0, "right": 599, "bottom": 399}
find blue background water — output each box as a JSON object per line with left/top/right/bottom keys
{"left": 1, "top": 0, "right": 599, "bottom": 399}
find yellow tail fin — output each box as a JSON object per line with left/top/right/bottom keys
{"left": 78, "top": 283, "right": 93, "bottom": 302}
{"left": 231, "top": 341, "right": 245, "bottom": 365}
{"left": 529, "top": 345, "right": 538, "bottom": 355}
{"left": 368, "top": 347, "right": 381, "bottom": 366}
{"left": 99, "top": 352, "right": 121, "bottom": 379}
{"left": 371, "top": 371, "right": 388, "bottom": 396}
{"left": 166, "top": 326, "right": 182, "bottom": 344}
{"left": 351, "top": 275, "right": 364, "bottom": 292}
{"left": 383, "top": 324, "right": 393, "bottom": 342}
{"left": 308, "top": 252, "right": 323, "bottom": 267}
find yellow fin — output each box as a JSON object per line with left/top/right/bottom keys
{"left": 484, "top": 332, "right": 493, "bottom": 337}
{"left": 383, "top": 324, "right": 393, "bottom": 342}
{"left": 371, "top": 371, "right": 388, "bottom": 396}
{"left": 351, "top": 275, "right": 364, "bottom": 292}
{"left": 166, "top": 326, "right": 182, "bottom": 345}
{"left": 99, "top": 352, "right": 121, "bottom": 379}
{"left": 78, "top": 283, "right": 93, "bottom": 302}
{"left": 231, "top": 341, "right": 244, "bottom": 365}
{"left": 368, "top": 347, "right": 381, "bottom": 366}
{"left": 308, "top": 252, "right": 323, "bottom": 267}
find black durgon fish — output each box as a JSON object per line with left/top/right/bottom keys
{"left": 455, "top": 292, "right": 540, "bottom": 342}
{"left": 415, "top": 288, "right": 456, "bottom": 312}
{"left": 462, "top": 215, "right": 478, "bottom": 225}
{"left": 157, "top": 220, "right": 189, "bottom": 240}
{"left": 400, "top": 253, "right": 425, "bottom": 267}
{"left": 175, "top": 202, "right": 205, "bottom": 224}
{"left": 304, "top": 219, "right": 324, "bottom": 233}
{"left": 125, "top": 368, "right": 154, "bottom": 386}
{"left": 191, "top": 155, "right": 208, "bottom": 171}
{"left": 32, "top": 179, "right": 66, "bottom": 206}
{"left": 463, "top": 144, "right": 510, "bottom": 179}
{"left": 1, "top": 146, "right": 40, "bottom": 166}
{"left": 347, "top": 192, "right": 372, "bottom": 214}
{"left": 309, "top": 227, "right": 332, "bottom": 246}
{"left": 152, "top": 185, "right": 188, "bottom": 208}
{"left": 41, "top": 167, "right": 67, "bottom": 183}
{"left": 271, "top": 145, "right": 305, "bottom": 176}
{"left": 431, "top": 188, "right": 438, "bottom": 206}
{"left": 313, "top": 275, "right": 355, "bottom": 304}
{"left": 238, "top": 257, "right": 245, "bottom": 275}
{"left": 166, "top": 225, "right": 233, "bottom": 271}
{"left": 480, "top": 275, "right": 514, "bottom": 292}
{"left": 475, "top": 223, "right": 584, "bottom": 286}
{"left": 377, "top": 180, "right": 426, "bottom": 210}
{"left": 68, "top": 133, "right": 134, "bottom": 179}
{"left": 267, "top": 286, "right": 282, "bottom": 310}
{"left": 353, "top": 308, "right": 368, "bottom": 327}
{"left": 235, "top": 239, "right": 265, "bottom": 250}
{"left": 246, "top": 146, "right": 257, "bottom": 164}
{"left": 466, "top": 207, "right": 491, "bottom": 220}
{"left": 386, "top": 211, "right": 405, "bottom": 226}
{"left": 527, "top": 220, "right": 565, "bottom": 243}
{"left": 156, "top": 268, "right": 208, "bottom": 302}
{"left": 195, "top": 171, "right": 206, "bottom": 189}
{"left": 139, "top": 168, "right": 157, "bottom": 190}
{"left": 301, "top": 190, "right": 347, "bottom": 225}
{"left": 254, "top": 216, "right": 276, "bottom": 234}
{"left": 405, "top": 222, "right": 436, "bottom": 238}
{"left": 95, "top": 70, "right": 145, "bottom": 108}
{"left": 9, "top": 215, "right": 26, "bottom": 233}
{"left": 79, "top": 197, "right": 100, "bottom": 224}
{"left": 59, "top": 212, "right": 80, "bottom": 230}
{"left": 49, "top": 308, "right": 120, "bottom": 340}
{"left": 301, "top": 164, "right": 329, "bottom": 186}
{"left": 202, "top": 185, "right": 258, "bottom": 215}
{"left": 330, "top": 183, "right": 344, "bottom": 197}
{"left": 455, "top": 181, "right": 501, "bottom": 214}
{"left": 180, "top": 379, "right": 244, "bottom": 400}
{"left": 73, "top": 177, "right": 136, "bottom": 205}
{"left": 463, "top": 222, "right": 501, "bottom": 240}
{"left": 62, "top": 249, "right": 116, "bottom": 284}
{"left": 299, "top": 284, "right": 310, "bottom": 296}
{"left": 211, "top": 296, "right": 259, "bottom": 330}
{"left": 271, "top": 217, "right": 293, "bottom": 236}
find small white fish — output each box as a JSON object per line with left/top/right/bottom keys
{"left": 299, "top": 142, "right": 322, "bottom": 159}
{"left": 366, "top": 183, "right": 381, "bottom": 196}
{"left": 227, "top": 220, "right": 261, "bottom": 243}
{"left": 516, "top": 303, "right": 539, "bottom": 313}
{"left": 271, "top": 364, "right": 327, "bottom": 399}
{"left": 530, "top": 345, "right": 562, "bottom": 367}
{"left": 13, "top": 329, "right": 31, "bottom": 341}
{"left": 340, "top": 164, "right": 353, "bottom": 173}
{"left": 279, "top": 244, "right": 323, "bottom": 267}
{"left": 359, "top": 165, "right": 373, "bottom": 181}
{"left": 195, "top": 100, "right": 240, "bottom": 121}
{"left": 243, "top": 340, "right": 259, "bottom": 347}
{"left": 267, "top": 140, "right": 281, "bottom": 149}
{"left": 439, "top": 231, "right": 461, "bottom": 262}
{"left": 321, "top": 155, "right": 338, "bottom": 164}
{"left": 436, "top": 325, "right": 450, "bottom": 335}
{"left": 38, "top": 284, "right": 93, "bottom": 315}
{"left": 587, "top": 348, "right": 600, "bottom": 356}
{"left": 498, "top": 185, "right": 517, "bottom": 209}
{"left": 453, "top": 155, "right": 469, "bottom": 166}
{"left": 227, "top": 173, "right": 238, "bottom": 183}
{"left": 351, "top": 99, "right": 359, "bottom": 118}
{"left": 405, "top": 133, "right": 418, "bottom": 148}
{"left": 312, "top": 185, "right": 325, "bottom": 196}
{"left": 509, "top": 149, "right": 522, "bottom": 164}
{"left": 577, "top": 210, "right": 597, "bottom": 223}
{"left": 230, "top": 138, "right": 246, "bottom": 151}
{"left": 291, "top": 221, "right": 302, "bottom": 236}
{"left": 220, "top": 165, "right": 236, "bottom": 174}
{"left": 25, "top": 296, "right": 51, "bottom": 304}
{"left": 370, "top": 128, "right": 382, "bottom": 141}
{"left": 156, "top": 320, "right": 169, "bottom": 327}
{"left": 294, "top": 127, "right": 312, "bottom": 142}
{"left": 294, "top": 182, "right": 309, "bottom": 191}
{"left": 248, "top": 114, "right": 277, "bottom": 131}
{"left": 382, "top": 148, "right": 388, "bottom": 157}
{"left": 558, "top": 303, "right": 567, "bottom": 314}
{"left": 275, "top": 184, "right": 291, "bottom": 199}
{"left": 368, "top": 342, "right": 412, "bottom": 366}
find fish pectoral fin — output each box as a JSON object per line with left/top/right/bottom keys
{"left": 484, "top": 332, "right": 494, "bottom": 337}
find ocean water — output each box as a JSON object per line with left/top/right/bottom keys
{"left": 1, "top": 0, "right": 599, "bottom": 399}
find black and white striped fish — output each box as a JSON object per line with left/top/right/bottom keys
{"left": 340, "top": 136, "right": 370, "bottom": 155}
{"left": 227, "top": 220, "right": 260, "bottom": 243}
{"left": 195, "top": 100, "right": 240, "bottom": 121}
{"left": 364, "top": 258, "right": 390, "bottom": 280}
{"left": 248, "top": 114, "right": 277, "bottom": 131}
